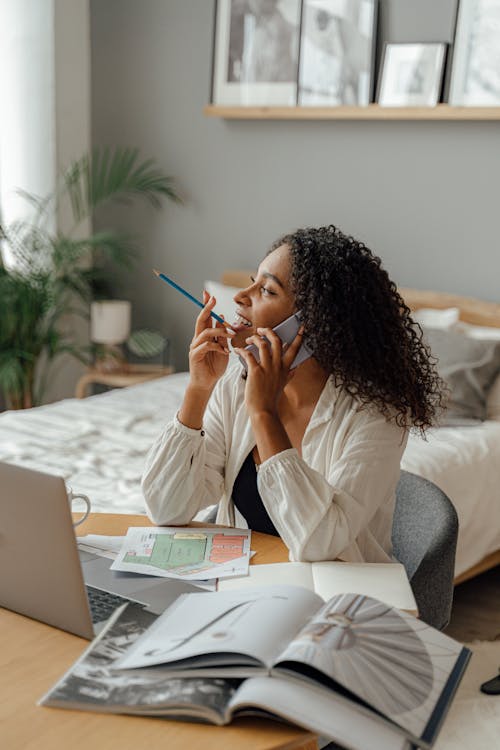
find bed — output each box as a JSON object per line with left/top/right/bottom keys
{"left": 398, "top": 288, "right": 500, "bottom": 583}
{"left": 1, "top": 276, "right": 499, "bottom": 584}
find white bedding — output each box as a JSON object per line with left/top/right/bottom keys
{"left": 402, "top": 423, "right": 500, "bottom": 576}
{"left": 0, "top": 373, "right": 189, "bottom": 515}
{"left": 0, "top": 372, "right": 498, "bottom": 577}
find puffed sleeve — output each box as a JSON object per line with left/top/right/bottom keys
{"left": 141, "top": 377, "right": 228, "bottom": 525}
{"left": 256, "top": 410, "right": 407, "bottom": 561}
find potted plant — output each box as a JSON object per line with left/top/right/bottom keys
{"left": 0, "top": 146, "right": 180, "bottom": 409}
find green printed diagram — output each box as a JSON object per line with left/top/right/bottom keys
{"left": 123, "top": 531, "right": 247, "bottom": 576}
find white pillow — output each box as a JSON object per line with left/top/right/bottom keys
{"left": 454, "top": 321, "right": 500, "bottom": 420}
{"left": 204, "top": 279, "right": 240, "bottom": 326}
{"left": 413, "top": 308, "right": 500, "bottom": 421}
{"left": 412, "top": 307, "right": 460, "bottom": 329}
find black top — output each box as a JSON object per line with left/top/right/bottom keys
{"left": 232, "top": 451, "right": 280, "bottom": 536}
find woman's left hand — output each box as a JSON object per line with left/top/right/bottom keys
{"left": 235, "top": 326, "right": 304, "bottom": 417}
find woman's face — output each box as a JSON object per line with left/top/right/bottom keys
{"left": 231, "top": 244, "right": 296, "bottom": 349}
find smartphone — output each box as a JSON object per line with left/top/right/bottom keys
{"left": 238, "top": 312, "right": 313, "bottom": 371}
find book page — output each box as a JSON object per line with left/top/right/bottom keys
{"left": 311, "top": 562, "right": 418, "bottom": 613}
{"left": 219, "top": 561, "right": 417, "bottom": 614}
{"left": 231, "top": 676, "right": 410, "bottom": 750}
{"left": 39, "top": 602, "right": 238, "bottom": 724}
{"left": 117, "top": 585, "right": 323, "bottom": 672}
{"left": 274, "top": 592, "right": 470, "bottom": 746}
{"left": 218, "top": 562, "right": 315, "bottom": 593}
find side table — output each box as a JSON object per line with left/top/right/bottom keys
{"left": 75, "top": 364, "right": 175, "bottom": 399}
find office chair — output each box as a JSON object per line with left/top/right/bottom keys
{"left": 392, "top": 470, "right": 459, "bottom": 631}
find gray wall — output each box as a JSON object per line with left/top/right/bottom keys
{"left": 91, "top": 0, "right": 500, "bottom": 372}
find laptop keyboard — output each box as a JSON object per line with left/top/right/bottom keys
{"left": 86, "top": 586, "right": 130, "bottom": 624}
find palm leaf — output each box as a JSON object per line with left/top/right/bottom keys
{"left": 15, "top": 188, "right": 54, "bottom": 225}
{"left": 0, "top": 355, "right": 27, "bottom": 400}
{"left": 64, "top": 146, "right": 181, "bottom": 223}
{"left": 66, "top": 231, "right": 137, "bottom": 268}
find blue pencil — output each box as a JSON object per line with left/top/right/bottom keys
{"left": 153, "top": 269, "right": 232, "bottom": 328}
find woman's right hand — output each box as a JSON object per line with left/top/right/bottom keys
{"left": 187, "top": 291, "right": 235, "bottom": 392}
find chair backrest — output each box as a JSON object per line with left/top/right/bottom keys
{"left": 392, "top": 470, "right": 458, "bottom": 630}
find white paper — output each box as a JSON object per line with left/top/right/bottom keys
{"left": 111, "top": 526, "right": 251, "bottom": 580}
{"left": 218, "top": 561, "right": 417, "bottom": 614}
{"left": 78, "top": 533, "right": 218, "bottom": 590}
{"left": 77, "top": 534, "right": 124, "bottom": 560}
{"left": 233, "top": 677, "right": 410, "bottom": 750}
{"left": 311, "top": 561, "right": 417, "bottom": 613}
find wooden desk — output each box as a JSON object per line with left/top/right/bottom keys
{"left": 0, "top": 514, "right": 317, "bottom": 750}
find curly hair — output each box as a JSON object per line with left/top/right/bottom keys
{"left": 270, "top": 225, "right": 446, "bottom": 431}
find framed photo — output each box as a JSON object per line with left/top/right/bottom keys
{"left": 449, "top": 0, "right": 500, "bottom": 105}
{"left": 211, "top": 0, "right": 302, "bottom": 106}
{"left": 377, "top": 43, "right": 447, "bottom": 107}
{"left": 298, "top": 0, "right": 378, "bottom": 106}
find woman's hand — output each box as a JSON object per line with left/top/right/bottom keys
{"left": 235, "top": 325, "right": 304, "bottom": 418}
{"left": 188, "top": 291, "right": 235, "bottom": 392}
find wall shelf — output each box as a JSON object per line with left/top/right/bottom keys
{"left": 204, "top": 104, "right": 500, "bottom": 121}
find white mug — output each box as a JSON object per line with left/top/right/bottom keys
{"left": 67, "top": 486, "right": 91, "bottom": 527}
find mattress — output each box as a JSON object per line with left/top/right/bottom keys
{"left": 1, "top": 372, "right": 498, "bottom": 576}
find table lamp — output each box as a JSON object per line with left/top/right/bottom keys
{"left": 90, "top": 300, "right": 131, "bottom": 372}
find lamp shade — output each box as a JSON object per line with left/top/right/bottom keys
{"left": 90, "top": 300, "right": 131, "bottom": 345}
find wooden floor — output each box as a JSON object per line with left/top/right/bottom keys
{"left": 444, "top": 565, "right": 500, "bottom": 642}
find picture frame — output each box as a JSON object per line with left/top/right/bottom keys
{"left": 377, "top": 43, "right": 447, "bottom": 107}
{"left": 448, "top": 0, "right": 500, "bottom": 106}
{"left": 211, "top": 0, "right": 302, "bottom": 106}
{"left": 298, "top": 0, "right": 378, "bottom": 106}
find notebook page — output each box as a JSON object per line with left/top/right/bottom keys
{"left": 311, "top": 562, "right": 417, "bottom": 614}
{"left": 218, "top": 562, "right": 315, "bottom": 593}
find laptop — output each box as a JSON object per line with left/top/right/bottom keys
{"left": 0, "top": 461, "right": 204, "bottom": 639}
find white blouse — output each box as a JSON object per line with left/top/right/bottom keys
{"left": 142, "top": 362, "right": 408, "bottom": 563}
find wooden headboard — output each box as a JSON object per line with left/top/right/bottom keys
{"left": 398, "top": 288, "right": 500, "bottom": 328}
{"left": 222, "top": 271, "right": 500, "bottom": 329}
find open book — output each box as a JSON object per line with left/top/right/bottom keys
{"left": 49, "top": 583, "right": 468, "bottom": 748}
{"left": 218, "top": 561, "right": 418, "bottom": 613}
{"left": 40, "top": 600, "right": 413, "bottom": 750}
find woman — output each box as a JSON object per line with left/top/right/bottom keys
{"left": 142, "top": 225, "right": 443, "bottom": 563}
